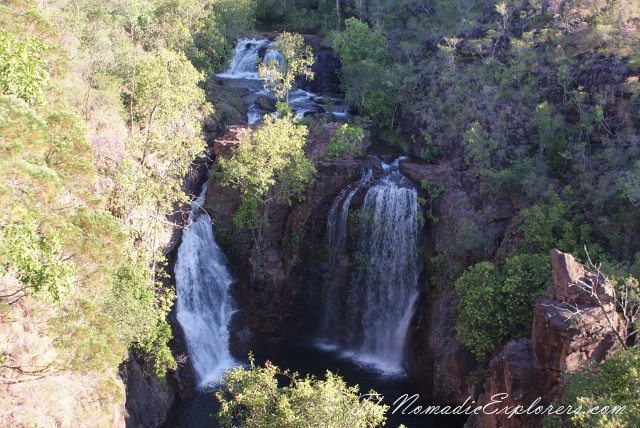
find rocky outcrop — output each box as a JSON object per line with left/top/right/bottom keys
{"left": 120, "top": 357, "right": 175, "bottom": 428}
{"left": 205, "top": 123, "right": 374, "bottom": 356}
{"left": 532, "top": 251, "right": 622, "bottom": 375}
{"left": 400, "top": 160, "right": 514, "bottom": 266}
{"left": 471, "top": 250, "right": 622, "bottom": 428}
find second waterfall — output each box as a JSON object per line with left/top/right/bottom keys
{"left": 324, "top": 160, "right": 421, "bottom": 373}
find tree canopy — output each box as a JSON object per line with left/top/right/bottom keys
{"left": 216, "top": 355, "right": 387, "bottom": 428}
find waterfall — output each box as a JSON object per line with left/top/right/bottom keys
{"left": 327, "top": 170, "right": 372, "bottom": 251}
{"left": 323, "top": 161, "right": 421, "bottom": 373}
{"left": 217, "top": 38, "right": 270, "bottom": 80}
{"left": 174, "top": 182, "right": 236, "bottom": 387}
{"left": 217, "top": 38, "right": 350, "bottom": 124}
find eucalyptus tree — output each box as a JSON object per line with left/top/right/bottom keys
{"left": 258, "top": 32, "right": 314, "bottom": 103}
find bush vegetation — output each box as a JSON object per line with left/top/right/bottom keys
{"left": 215, "top": 355, "right": 387, "bottom": 428}
{"left": 0, "top": 0, "right": 254, "bottom": 421}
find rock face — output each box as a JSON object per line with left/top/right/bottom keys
{"left": 205, "top": 123, "right": 373, "bottom": 356}
{"left": 399, "top": 160, "right": 514, "bottom": 265}
{"left": 296, "top": 48, "right": 341, "bottom": 94}
{"left": 471, "top": 250, "right": 622, "bottom": 428}
{"left": 400, "top": 159, "right": 515, "bottom": 404}
{"left": 120, "top": 357, "right": 175, "bottom": 428}
{"left": 407, "top": 292, "right": 479, "bottom": 403}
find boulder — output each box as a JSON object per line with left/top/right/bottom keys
{"left": 254, "top": 95, "right": 277, "bottom": 112}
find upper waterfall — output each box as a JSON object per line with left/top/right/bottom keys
{"left": 174, "top": 182, "right": 237, "bottom": 387}
{"left": 216, "top": 38, "right": 350, "bottom": 123}
{"left": 217, "top": 38, "right": 271, "bottom": 80}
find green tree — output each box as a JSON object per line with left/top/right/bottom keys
{"left": 218, "top": 113, "right": 315, "bottom": 247}
{"left": 215, "top": 355, "right": 387, "bottom": 428}
{"left": 0, "top": 30, "right": 50, "bottom": 105}
{"left": 115, "top": 48, "right": 209, "bottom": 245}
{"left": 454, "top": 254, "right": 550, "bottom": 357}
{"left": 258, "top": 32, "right": 314, "bottom": 103}
{"left": 333, "top": 18, "right": 399, "bottom": 128}
{"left": 103, "top": 260, "right": 176, "bottom": 378}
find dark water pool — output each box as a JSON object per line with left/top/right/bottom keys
{"left": 167, "top": 341, "right": 468, "bottom": 428}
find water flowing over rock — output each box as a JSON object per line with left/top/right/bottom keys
{"left": 218, "top": 38, "right": 271, "bottom": 80}
{"left": 326, "top": 169, "right": 373, "bottom": 252}
{"left": 174, "top": 182, "right": 236, "bottom": 387}
{"left": 324, "top": 162, "right": 421, "bottom": 372}
{"left": 217, "top": 38, "right": 350, "bottom": 124}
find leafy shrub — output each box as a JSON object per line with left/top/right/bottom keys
{"left": 543, "top": 347, "right": 640, "bottom": 428}
{"left": 215, "top": 355, "right": 387, "bottom": 428}
{"left": 455, "top": 253, "right": 550, "bottom": 357}
{"left": 326, "top": 123, "right": 364, "bottom": 161}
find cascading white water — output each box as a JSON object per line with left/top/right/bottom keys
{"left": 327, "top": 169, "right": 373, "bottom": 251}
{"left": 217, "top": 38, "right": 350, "bottom": 123}
{"left": 323, "top": 160, "right": 421, "bottom": 373}
{"left": 174, "top": 182, "right": 236, "bottom": 387}
{"left": 217, "top": 38, "right": 270, "bottom": 80}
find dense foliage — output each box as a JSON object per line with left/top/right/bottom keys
{"left": 454, "top": 254, "right": 550, "bottom": 357}
{"left": 543, "top": 347, "right": 640, "bottom": 428}
{"left": 218, "top": 113, "right": 315, "bottom": 245}
{"left": 215, "top": 356, "right": 387, "bottom": 428}
{"left": 0, "top": 0, "right": 253, "bottom": 420}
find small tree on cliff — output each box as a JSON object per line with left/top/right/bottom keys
{"left": 217, "top": 113, "right": 315, "bottom": 249}
{"left": 258, "top": 32, "right": 314, "bottom": 103}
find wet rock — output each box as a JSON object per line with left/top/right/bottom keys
{"left": 407, "top": 292, "right": 479, "bottom": 403}
{"left": 254, "top": 95, "right": 277, "bottom": 112}
{"left": 297, "top": 49, "right": 342, "bottom": 94}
